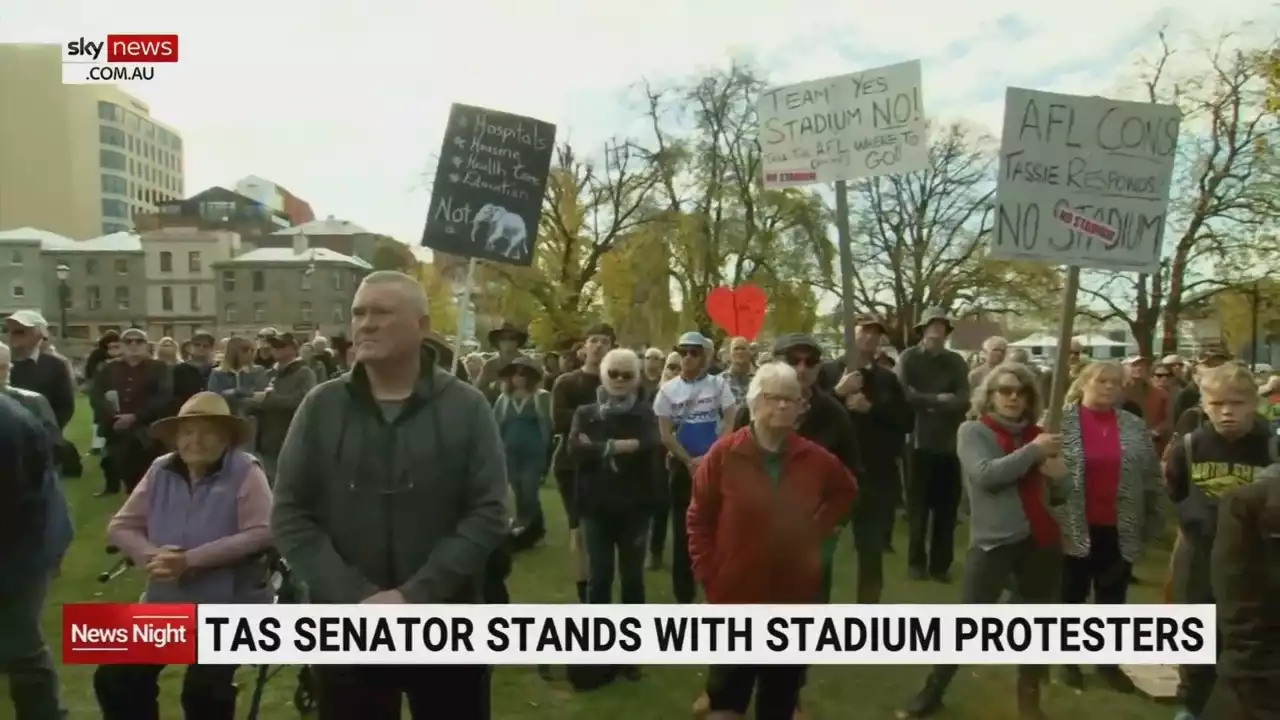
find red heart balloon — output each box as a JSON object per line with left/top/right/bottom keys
{"left": 705, "top": 283, "right": 768, "bottom": 341}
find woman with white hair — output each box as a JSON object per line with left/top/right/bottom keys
{"left": 687, "top": 362, "right": 858, "bottom": 719}
{"left": 902, "top": 362, "right": 1068, "bottom": 718}
{"left": 568, "top": 349, "right": 661, "bottom": 681}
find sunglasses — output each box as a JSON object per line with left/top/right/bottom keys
{"left": 678, "top": 347, "right": 703, "bottom": 357}
{"left": 785, "top": 354, "right": 820, "bottom": 368}
{"left": 994, "top": 384, "right": 1027, "bottom": 398}
{"left": 5, "top": 326, "right": 29, "bottom": 336}
{"left": 607, "top": 370, "right": 635, "bottom": 381}
{"left": 666, "top": 363, "right": 680, "bottom": 372}
{"left": 123, "top": 338, "right": 147, "bottom": 345}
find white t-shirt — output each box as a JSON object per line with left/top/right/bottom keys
{"left": 652, "top": 374, "right": 736, "bottom": 457}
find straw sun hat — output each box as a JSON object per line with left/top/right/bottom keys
{"left": 150, "top": 391, "right": 251, "bottom": 447}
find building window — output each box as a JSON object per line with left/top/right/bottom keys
{"left": 98, "top": 101, "right": 122, "bottom": 122}
{"left": 100, "top": 149, "right": 126, "bottom": 171}
{"left": 189, "top": 285, "right": 200, "bottom": 312}
{"left": 252, "top": 271, "right": 265, "bottom": 292}
{"left": 10, "top": 280, "right": 24, "bottom": 298}
{"left": 200, "top": 201, "right": 236, "bottom": 221}
{"left": 300, "top": 271, "right": 311, "bottom": 290}
{"left": 99, "top": 125, "right": 126, "bottom": 147}
{"left": 85, "top": 258, "right": 98, "bottom": 276}
{"left": 126, "top": 113, "right": 139, "bottom": 132}
{"left": 101, "top": 199, "right": 128, "bottom": 219}
{"left": 221, "top": 271, "right": 235, "bottom": 291}
{"left": 87, "top": 285, "right": 102, "bottom": 310}
{"left": 300, "top": 302, "right": 312, "bottom": 323}
{"left": 114, "top": 259, "right": 129, "bottom": 275}
{"left": 253, "top": 302, "right": 266, "bottom": 322}
{"left": 224, "top": 303, "right": 237, "bottom": 323}
{"left": 101, "top": 174, "right": 128, "bottom": 195}
{"left": 332, "top": 303, "right": 345, "bottom": 323}
{"left": 8, "top": 250, "right": 21, "bottom": 266}
{"left": 332, "top": 271, "right": 343, "bottom": 290}
{"left": 188, "top": 251, "right": 201, "bottom": 273}
{"left": 161, "top": 286, "right": 173, "bottom": 311}
{"left": 115, "top": 287, "right": 130, "bottom": 310}
{"left": 159, "top": 251, "right": 172, "bottom": 272}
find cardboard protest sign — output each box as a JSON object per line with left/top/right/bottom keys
{"left": 421, "top": 104, "right": 556, "bottom": 266}
{"left": 992, "top": 88, "right": 1181, "bottom": 274}
{"left": 706, "top": 284, "right": 767, "bottom": 341}
{"left": 757, "top": 60, "right": 927, "bottom": 188}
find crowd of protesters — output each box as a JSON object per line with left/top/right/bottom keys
{"left": 2, "top": 290, "right": 1279, "bottom": 720}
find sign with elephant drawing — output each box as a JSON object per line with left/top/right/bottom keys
{"left": 421, "top": 103, "right": 556, "bottom": 266}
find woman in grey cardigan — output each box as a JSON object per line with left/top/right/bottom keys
{"left": 1055, "top": 360, "right": 1163, "bottom": 693}
{"left": 903, "top": 362, "right": 1069, "bottom": 720}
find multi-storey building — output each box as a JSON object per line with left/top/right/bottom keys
{"left": 135, "top": 186, "right": 293, "bottom": 236}
{"left": 234, "top": 175, "right": 316, "bottom": 225}
{"left": 248, "top": 216, "right": 381, "bottom": 264}
{"left": 0, "top": 226, "right": 146, "bottom": 356}
{"left": 0, "top": 44, "right": 184, "bottom": 239}
{"left": 212, "top": 235, "right": 370, "bottom": 339}
{"left": 140, "top": 227, "right": 240, "bottom": 341}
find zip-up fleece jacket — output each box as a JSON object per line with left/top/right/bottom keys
{"left": 1212, "top": 463, "right": 1280, "bottom": 684}
{"left": 270, "top": 348, "right": 509, "bottom": 604}
{"left": 687, "top": 427, "right": 857, "bottom": 604}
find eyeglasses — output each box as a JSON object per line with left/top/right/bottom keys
{"left": 993, "top": 385, "right": 1027, "bottom": 398}
{"left": 607, "top": 370, "right": 635, "bottom": 381}
{"left": 761, "top": 392, "right": 802, "bottom": 406}
{"left": 678, "top": 347, "right": 703, "bottom": 358}
{"left": 123, "top": 338, "right": 147, "bottom": 346}
{"left": 785, "top": 355, "right": 820, "bottom": 368}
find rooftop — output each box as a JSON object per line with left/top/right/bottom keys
{"left": 218, "top": 247, "right": 372, "bottom": 270}
{"left": 271, "top": 215, "right": 369, "bottom": 236}
{"left": 0, "top": 227, "right": 142, "bottom": 252}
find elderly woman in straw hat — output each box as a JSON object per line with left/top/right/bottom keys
{"left": 95, "top": 391, "right": 274, "bottom": 720}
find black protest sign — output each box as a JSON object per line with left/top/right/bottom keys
{"left": 421, "top": 104, "right": 556, "bottom": 266}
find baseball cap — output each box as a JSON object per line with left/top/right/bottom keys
{"left": 257, "top": 327, "right": 279, "bottom": 338}
{"left": 191, "top": 331, "right": 216, "bottom": 344}
{"left": 1160, "top": 354, "right": 1185, "bottom": 366}
{"left": 1197, "top": 348, "right": 1232, "bottom": 364}
{"left": 1122, "top": 355, "right": 1150, "bottom": 366}
{"left": 120, "top": 327, "right": 147, "bottom": 342}
{"left": 267, "top": 332, "right": 299, "bottom": 349}
{"left": 5, "top": 310, "right": 48, "bottom": 329}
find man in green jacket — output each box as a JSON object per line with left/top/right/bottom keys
{"left": 271, "top": 271, "right": 508, "bottom": 720}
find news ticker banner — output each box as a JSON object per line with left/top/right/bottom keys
{"left": 62, "top": 34, "right": 179, "bottom": 85}
{"left": 64, "top": 603, "right": 1215, "bottom": 666}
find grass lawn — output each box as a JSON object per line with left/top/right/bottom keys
{"left": 3, "top": 399, "right": 1177, "bottom": 719}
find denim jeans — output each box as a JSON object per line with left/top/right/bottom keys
{"left": 0, "top": 575, "right": 65, "bottom": 720}
{"left": 506, "top": 446, "right": 545, "bottom": 531}
{"left": 581, "top": 508, "right": 648, "bottom": 604}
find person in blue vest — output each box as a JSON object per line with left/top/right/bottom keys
{"left": 653, "top": 331, "right": 738, "bottom": 604}
{"left": 494, "top": 355, "right": 552, "bottom": 551}
{"left": 0, "top": 393, "right": 72, "bottom": 720}
{"left": 95, "top": 391, "right": 274, "bottom": 720}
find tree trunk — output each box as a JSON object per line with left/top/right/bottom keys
{"left": 1160, "top": 254, "right": 1186, "bottom": 355}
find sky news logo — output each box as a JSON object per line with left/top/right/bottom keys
{"left": 62, "top": 34, "right": 179, "bottom": 85}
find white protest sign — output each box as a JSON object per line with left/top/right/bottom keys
{"left": 757, "top": 60, "right": 927, "bottom": 188}
{"left": 992, "top": 88, "right": 1181, "bottom": 274}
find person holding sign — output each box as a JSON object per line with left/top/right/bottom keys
{"left": 895, "top": 309, "right": 971, "bottom": 582}
{"left": 901, "top": 362, "right": 1067, "bottom": 719}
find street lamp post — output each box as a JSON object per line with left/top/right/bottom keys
{"left": 55, "top": 263, "right": 71, "bottom": 341}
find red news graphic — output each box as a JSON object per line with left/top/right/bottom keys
{"left": 63, "top": 603, "right": 198, "bottom": 665}
{"left": 64, "top": 34, "right": 180, "bottom": 63}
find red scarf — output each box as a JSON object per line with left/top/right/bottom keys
{"left": 979, "top": 415, "right": 1059, "bottom": 547}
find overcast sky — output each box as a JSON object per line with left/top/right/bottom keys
{"left": 6, "top": 0, "right": 1275, "bottom": 247}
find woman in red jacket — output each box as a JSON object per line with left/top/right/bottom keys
{"left": 686, "top": 362, "right": 858, "bottom": 720}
